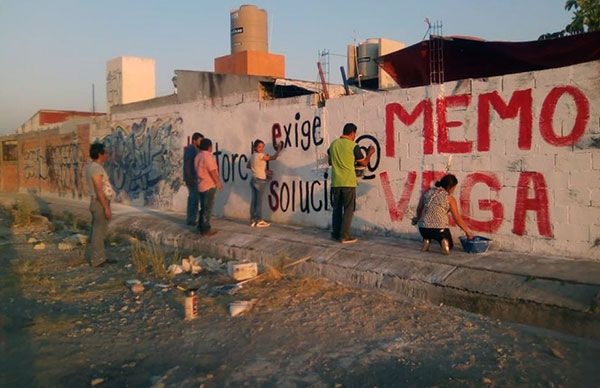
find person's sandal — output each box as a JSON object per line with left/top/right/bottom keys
{"left": 255, "top": 220, "right": 271, "bottom": 228}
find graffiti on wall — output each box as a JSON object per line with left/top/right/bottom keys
{"left": 213, "top": 142, "right": 250, "bottom": 183}
{"left": 103, "top": 117, "right": 184, "bottom": 207}
{"left": 46, "top": 143, "right": 86, "bottom": 199}
{"left": 22, "top": 141, "right": 85, "bottom": 199}
{"left": 106, "top": 70, "right": 122, "bottom": 107}
{"left": 23, "top": 148, "right": 47, "bottom": 180}
{"left": 266, "top": 111, "right": 383, "bottom": 214}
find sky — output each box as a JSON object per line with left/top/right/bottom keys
{"left": 0, "top": 0, "right": 574, "bottom": 134}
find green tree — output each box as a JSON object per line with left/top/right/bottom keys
{"left": 564, "top": 0, "right": 600, "bottom": 34}
{"left": 539, "top": 0, "right": 599, "bottom": 39}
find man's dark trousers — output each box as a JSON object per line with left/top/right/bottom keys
{"left": 186, "top": 184, "right": 199, "bottom": 225}
{"left": 331, "top": 187, "right": 356, "bottom": 240}
{"left": 198, "top": 188, "right": 216, "bottom": 234}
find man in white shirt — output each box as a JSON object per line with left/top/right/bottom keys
{"left": 85, "top": 143, "right": 115, "bottom": 267}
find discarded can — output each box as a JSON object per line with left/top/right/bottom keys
{"left": 184, "top": 289, "right": 198, "bottom": 320}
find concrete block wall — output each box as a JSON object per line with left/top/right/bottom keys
{"left": 16, "top": 124, "right": 90, "bottom": 199}
{"left": 107, "top": 60, "right": 600, "bottom": 260}
{"left": 0, "top": 163, "right": 18, "bottom": 192}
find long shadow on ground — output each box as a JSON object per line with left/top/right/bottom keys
{"left": 0, "top": 205, "right": 37, "bottom": 387}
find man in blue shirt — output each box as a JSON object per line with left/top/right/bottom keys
{"left": 183, "top": 132, "right": 204, "bottom": 225}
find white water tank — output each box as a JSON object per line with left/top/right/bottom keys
{"left": 230, "top": 4, "right": 268, "bottom": 54}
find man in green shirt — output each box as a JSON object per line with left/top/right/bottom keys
{"left": 328, "top": 123, "right": 375, "bottom": 243}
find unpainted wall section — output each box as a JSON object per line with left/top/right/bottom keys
{"left": 108, "top": 60, "right": 599, "bottom": 260}
{"left": 0, "top": 164, "right": 19, "bottom": 192}
{"left": 0, "top": 137, "right": 19, "bottom": 192}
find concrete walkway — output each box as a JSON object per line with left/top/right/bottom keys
{"left": 3, "top": 192, "right": 600, "bottom": 339}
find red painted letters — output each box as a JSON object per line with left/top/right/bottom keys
{"left": 437, "top": 94, "right": 473, "bottom": 154}
{"left": 385, "top": 100, "right": 433, "bottom": 157}
{"left": 378, "top": 85, "right": 591, "bottom": 239}
{"left": 460, "top": 172, "right": 504, "bottom": 233}
{"left": 477, "top": 89, "right": 533, "bottom": 151}
{"left": 379, "top": 171, "right": 417, "bottom": 222}
{"left": 272, "top": 123, "right": 282, "bottom": 148}
{"left": 512, "top": 172, "right": 553, "bottom": 237}
{"left": 539, "top": 86, "right": 589, "bottom": 146}
{"left": 421, "top": 170, "right": 446, "bottom": 194}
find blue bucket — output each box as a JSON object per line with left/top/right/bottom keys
{"left": 459, "top": 236, "right": 492, "bottom": 253}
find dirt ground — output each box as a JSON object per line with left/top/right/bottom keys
{"left": 1, "top": 206, "right": 600, "bottom": 388}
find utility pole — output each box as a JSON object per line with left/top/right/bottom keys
{"left": 92, "top": 83, "right": 96, "bottom": 113}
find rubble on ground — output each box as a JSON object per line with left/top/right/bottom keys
{"left": 65, "top": 233, "right": 88, "bottom": 245}
{"left": 227, "top": 262, "right": 258, "bottom": 281}
{"left": 57, "top": 233, "right": 89, "bottom": 251}
{"left": 167, "top": 264, "right": 184, "bottom": 276}
{"left": 229, "top": 299, "right": 258, "bottom": 317}
{"left": 33, "top": 242, "right": 46, "bottom": 250}
{"left": 58, "top": 242, "right": 74, "bottom": 251}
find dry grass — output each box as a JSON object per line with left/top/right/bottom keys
{"left": 171, "top": 247, "right": 184, "bottom": 264}
{"left": 12, "top": 200, "right": 33, "bottom": 226}
{"left": 57, "top": 210, "right": 89, "bottom": 232}
{"left": 13, "top": 259, "right": 37, "bottom": 277}
{"left": 259, "top": 264, "right": 284, "bottom": 282}
{"left": 130, "top": 240, "right": 149, "bottom": 274}
{"left": 61, "top": 210, "right": 77, "bottom": 231}
{"left": 130, "top": 238, "right": 168, "bottom": 278}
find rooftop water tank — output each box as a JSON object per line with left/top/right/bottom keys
{"left": 357, "top": 38, "right": 380, "bottom": 80}
{"left": 230, "top": 4, "right": 268, "bottom": 54}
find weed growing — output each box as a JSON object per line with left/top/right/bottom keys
{"left": 12, "top": 200, "right": 34, "bottom": 226}
{"left": 130, "top": 238, "right": 169, "bottom": 278}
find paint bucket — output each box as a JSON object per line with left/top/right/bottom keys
{"left": 184, "top": 289, "right": 198, "bottom": 320}
{"left": 459, "top": 236, "right": 492, "bottom": 253}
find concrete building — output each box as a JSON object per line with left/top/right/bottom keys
{"left": 16, "top": 109, "right": 105, "bottom": 134}
{"left": 106, "top": 56, "right": 156, "bottom": 112}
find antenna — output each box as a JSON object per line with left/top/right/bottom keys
{"left": 352, "top": 29, "right": 360, "bottom": 45}
{"left": 319, "top": 49, "right": 330, "bottom": 84}
{"left": 92, "top": 83, "right": 96, "bottom": 113}
{"left": 422, "top": 18, "right": 432, "bottom": 41}
{"left": 317, "top": 49, "right": 347, "bottom": 85}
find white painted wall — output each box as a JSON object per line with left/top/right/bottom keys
{"left": 110, "top": 60, "right": 600, "bottom": 260}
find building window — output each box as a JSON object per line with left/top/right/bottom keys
{"left": 2, "top": 141, "right": 18, "bottom": 162}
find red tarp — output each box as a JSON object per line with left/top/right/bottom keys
{"left": 377, "top": 31, "right": 600, "bottom": 88}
